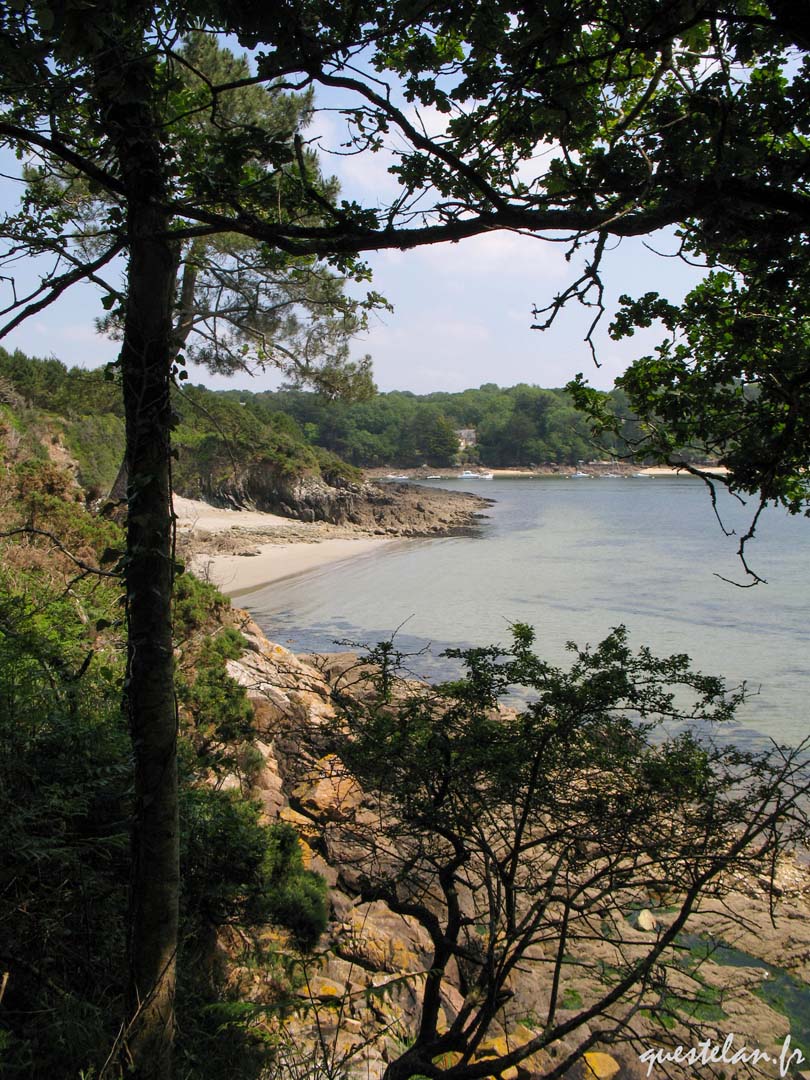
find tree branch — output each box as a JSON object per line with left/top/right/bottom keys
{"left": 0, "top": 239, "right": 126, "bottom": 339}
{"left": 0, "top": 122, "right": 126, "bottom": 197}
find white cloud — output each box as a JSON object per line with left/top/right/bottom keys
{"left": 412, "top": 230, "right": 570, "bottom": 283}
{"left": 8, "top": 319, "right": 117, "bottom": 368}
{"left": 402, "top": 102, "right": 450, "bottom": 141}
{"left": 349, "top": 229, "right": 704, "bottom": 394}
{"left": 308, "top": 106, "right": 402, "bottom": 203}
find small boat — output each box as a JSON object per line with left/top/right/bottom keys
{"left": 426, "top": 474, "right": 443, "bottom": 480}
{"left": 572, "top": 470, "right": 591, "bottom": 478}
{"left": 385, "top": 473, "right": 409, "bottom": 480}
{"left": 459, "top": 470, "right": 493, "bottom": 479}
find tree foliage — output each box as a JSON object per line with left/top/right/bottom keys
{"left": 321, "top": 626, "right": 810, "bottom": 1080}
{"left": 234, "top": 382, "right": 631, "bottom": 467}
{"left": 3, "top": 0, "right": 810, "bottom": 1073}
{"left": 0, "top": 462, "right": 326, "bottom": 1077}
{"left": 0, "top": 347, "right": 362, "bottom": 500}
{"left": 578, "top": 261, "right": 810, "bottom": 513}
{"left": 0, "top": 550, "right": 129, "bottom": 1075}
{"left": 3, "top": 26, "right": 383, "bottom": 398}
{"left": 2, "top": 347, "right": 635, "bottom": 474}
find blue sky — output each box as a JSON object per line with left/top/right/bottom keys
{"left": 305, "top": 92, "right": 705, "bottom": 393}
{"left": 0, "top": 74, "right": 705, "bottom": 396}
{"left": 333, "top": 231, "right": 703, "bottom": 393}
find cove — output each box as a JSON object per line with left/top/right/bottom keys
{"left": 241, "top": 476, "right": 810, "bottom": 748}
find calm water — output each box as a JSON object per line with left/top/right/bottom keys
{"left": 241, "top": 476, "right": 810, "bottom": 746}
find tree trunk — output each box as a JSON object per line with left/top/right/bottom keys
{"left": 120, "top": 199, "right": 180, "bottom": 1077}
{"left": 95, "top": 29, "right": 181, "bottom": 1076}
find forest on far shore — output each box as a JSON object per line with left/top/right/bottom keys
{"left": 226, "top": 382, "right": 642, "bottom": 467}
{"left": 0, "top": 347, "right": 641, "bottom": 479}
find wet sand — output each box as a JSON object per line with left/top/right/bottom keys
{"left": 189, "top": 535, "right": 393, "bottom": 597}
{"left": 175, "top": 495, "right": 393, "bottom": 596}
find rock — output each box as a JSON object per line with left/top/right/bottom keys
{"left": 289, "top": 687, "right": 335, "bottom": 725}
{"left": 300, "top": 651, "right": 361, "bottom": 680}
{"left": 252, "top": 742, "right": 285, "bottom": 816}
{"left": 470, "top": 1030, "right": 550, "bottom": 1080}
{"left": 298, "top": 975, "right": 343, "bottom": 1000}
{"left": 439, "top": 983, "right": 465, "bottom": 1025}
{"left": 219, "top": 617, "right": 810, "bottom": 1080}
{"left": 293, "top": 754, "right": 363, "bottom": 822}
{"left": 583, "top": 1052, "right": 621, "bottom": 1080}
{"left": 298, "top": 838, "right": 315, "bottom": 869}
{"left": 279, "top": 805, "right": 321, "bottom": 843}
{"left": 225, "top": 631, "right": 334, "bottom": 738}
{"left": 636, "top": 908, "right": 658, "bottom": 932}
{"left": 758, "top": 873, "right": 784, "bottom": 897}
{"left": 328, "top": 889, "right": 355, "bottom": 922}
{"left": 335, "top": 901, "right": 433, "bottom": 975}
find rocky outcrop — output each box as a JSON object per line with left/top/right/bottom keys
{"left": 222, "top": 618, "right": 810, "bottom": 1080}
{"left": 196, "top": 463, "right": 491, "bottom": 535}
{"left": 199, "top": 464, "right": 360, "bottom": 523}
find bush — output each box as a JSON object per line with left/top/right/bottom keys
{"left": 181, "top": 788, "right": 328, "bottom": 950}
{"left": 0, "top": 581, "right": 130, "bottom": 1077}
{"left": 320, "top": 625, "right": 810, "bottom": 1080}
{"left": 64, "top": 412, "right": 126, "bottom": 494}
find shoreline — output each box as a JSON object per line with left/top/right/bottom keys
{"left": 190, "top": 535, "right": 396, "bottom": 598}
{"left": 367, "top": 464, "right": 730, "bottom": 479}
{"left": 174, "top": 491, "right": 471, "bottom": 598}
{"left": 176, "top": 461, "right": 724, "bottom": 597}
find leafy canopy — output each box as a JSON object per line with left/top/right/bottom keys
{"left": 320, "top": 623, "right": 810, "bottom": 1080}
{"left": 3, "top": 2, "right": 810, "bottom": 506}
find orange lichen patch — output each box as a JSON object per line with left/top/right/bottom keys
{"left": 583, "top": 1051, "right": 621, "bottom": 1080}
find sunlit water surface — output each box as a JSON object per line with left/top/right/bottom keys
{"left": 240, "top": 476, "right": 810, "bottom": 747}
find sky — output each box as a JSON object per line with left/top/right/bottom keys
{"left": 327, "top": 229, "right": 702, "bottom": 394}
{"left": 0, "top": 65, "right": 706, "bottom": 397}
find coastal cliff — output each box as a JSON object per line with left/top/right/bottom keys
{"left": 195, "top": 464, "right": 492, "bottom": 534}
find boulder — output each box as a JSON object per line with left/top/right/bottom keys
{"left": 636, "top": 908, "right": 658, "bottom": 932}
{"left": 335, "top": 900, "right": 433, "bottom": 975}
{"left": 293, "top": 754, "right": 363, "bottom": 822}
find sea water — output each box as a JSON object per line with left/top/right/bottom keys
{"left": 241, "top": 476, "right": 810, "bottom": 747}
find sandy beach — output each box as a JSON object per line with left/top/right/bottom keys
{"left": 174, "top": 494, "right": 293, "bottom": 532}
{"left": 366, "top": 464, "right": 730, "bottom": 480}
{"left": 175, "top": 495, "right": 394, "bottom": 597}
{"left": 190, "top": 535, "right": 393, "bottom": 597}
{"left": 634, "top": 464, "right": 730, "bottom": 476}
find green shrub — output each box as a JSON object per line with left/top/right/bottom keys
{"left": 64, "top": 413, "right": 126, "bottom": 494}
{"left": 181, "top": 788, "right": 327, "bottom": 949}
{"left": 0, "top": 581, "right": 130, "bottom": 1077}
{"left": 173, "top": 571, "right": 231, "bottom": 638}
{"left": 178, "top": 628, "right": 257, "bottom": 779}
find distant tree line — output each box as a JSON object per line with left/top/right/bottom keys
{"left": 1, "top": 347, "right": 641, "bottom": 475}
{"left": 226, "top": 382, "right": 641, "bottom": 468}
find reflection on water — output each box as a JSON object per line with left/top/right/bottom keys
{"left": 241, "top": 477, "right": 810, "bottom": 747}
